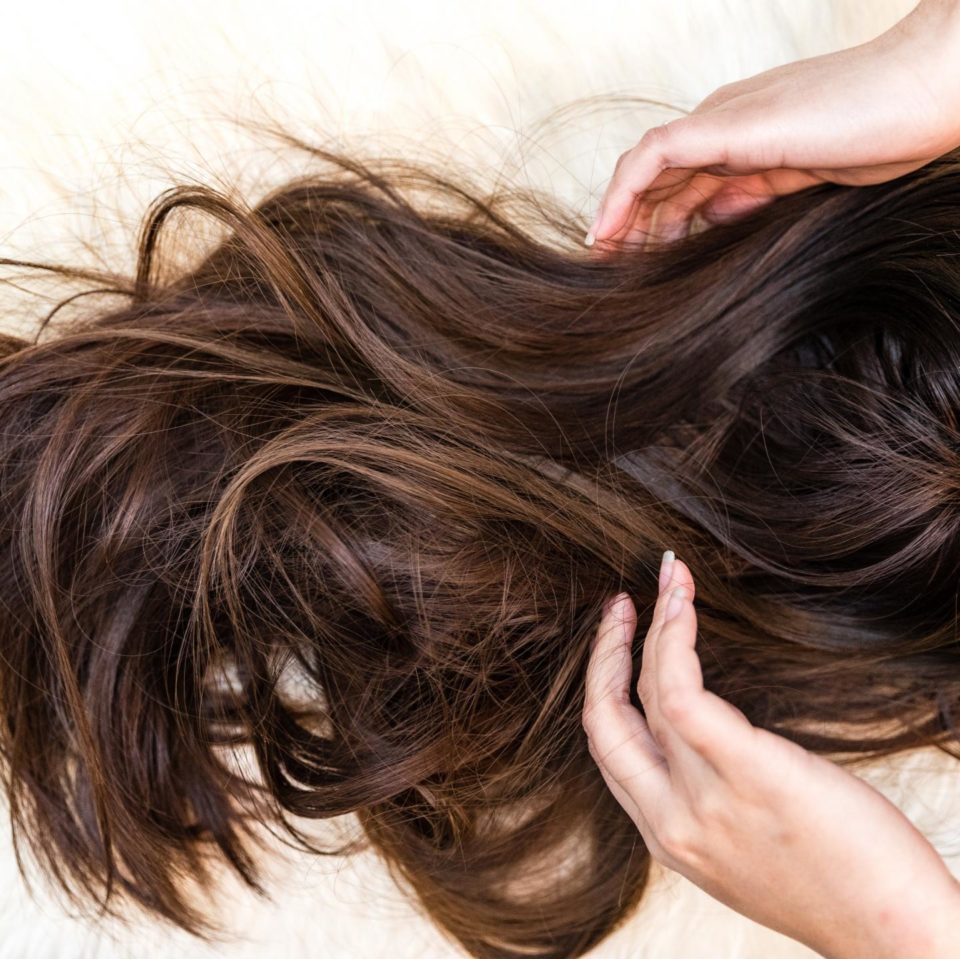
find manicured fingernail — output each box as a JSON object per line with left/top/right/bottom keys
{"left": 658, "top": 550, "right": 675, "bottom": 593}
{"left": 584, "top": 210, "right": 601, "bottom": 247}
{"left": 664, "top": 586, "right": 687, "bottom": 623}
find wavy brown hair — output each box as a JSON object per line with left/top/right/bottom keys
{"left": 2, "top": 132, "right": 960, "bottom": 959}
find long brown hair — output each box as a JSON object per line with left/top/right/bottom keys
{"left": 2, "top": 130, "right": 960, "bottom": 959}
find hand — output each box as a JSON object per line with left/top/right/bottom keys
{"left": 585, "top": 0, "right": 960, "bottom": 251}
{"left": 582, "top": 553, "right": 960, "bottom": 958}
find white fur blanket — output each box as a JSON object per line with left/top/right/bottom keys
{"left": 2, "top": 2, "right": 954, "bottom": 957}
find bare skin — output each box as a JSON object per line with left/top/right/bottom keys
{"left": 582, "top": 554, "right": 960, "bottom": 958}
{"left": 584, "top": 0, "right": 960, "bottom": 251}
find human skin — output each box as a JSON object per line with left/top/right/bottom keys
{"left": 584, "top": 0, "right": 960, "bottom": 250}
{"left": 582, "top": 554, "right": 960, "bottom": 957}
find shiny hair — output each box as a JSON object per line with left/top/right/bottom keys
{"left": 2, "top": 133, "right": 960, "bottom": 959}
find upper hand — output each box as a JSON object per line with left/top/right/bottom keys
{"left": 585, "top": 0, "right": 960, "bottom": 250}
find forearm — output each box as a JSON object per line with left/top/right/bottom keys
{"left": 870, "top": 0, "right": 960, "bottom": 153}
{"left": 907, "top": 0, "right": 960, "bottom": 36}
{"left": 888, "top": 0, "right": 960, "bottom": 77}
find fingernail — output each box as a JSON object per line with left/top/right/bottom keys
{"left": 584, "top": 210, "right": 601, "bottom": 247}
{"left": 664, "top": 586, "right": 687, "bottom": 623}
{"left": 658, "top": 550, "right": 675, "bottom": 593}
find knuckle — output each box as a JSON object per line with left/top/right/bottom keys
{"left": 680, "top": 720, "right": 712, "bottom": 754}
{"left": 636, "top": 672, "right": 655, "bottom": 709}
{"left": 639, "top": 121, "right": 671, "bottom": 155}
{"left": 692, "top": 790, "right": 724, "bottom": 831}
{"left": 655, "top": 814, "right": 696, "bottom": 863}
{"left": 581, "top": 690, "right": 619, "bottom": 735}
{"left": 697, "top": 84, "right": 731, "bottom": 111}
{"left": 659, "top": 687, "right": 694, "bottom": 726}
{"left": 643, "top": 833, "right": 669, "bottom": 865}
{"left": 581, "top": 701, "right": 600, "bottom": 735}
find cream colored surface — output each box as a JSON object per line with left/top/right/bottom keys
{"left": 2, "top": 1, "right": 953, "bottom": 957}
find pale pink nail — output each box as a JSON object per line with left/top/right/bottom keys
{"left": 584, "top": 210, "right": 601, "bottom": 246}
{"left": 658, "top": 550, "right": 675, "bottom": 593}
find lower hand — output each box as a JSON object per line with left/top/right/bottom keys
{"left": 582, "top": 553, "right": 960, "bottom": 958}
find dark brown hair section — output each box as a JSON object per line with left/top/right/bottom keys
{"left": 2, "top": 134, "right": 960, "bottom": 958}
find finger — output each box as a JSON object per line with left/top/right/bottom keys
{"left": 634, "top": 166, "right": 699, "bottom": 206}
{"left": 653, "top": 586, "right": 759, "bottom": 771}
{"left": 644, "top": 554, "right": 696, "bottom": 661}
{"left": 587, "top": 733, "right": 657, "bottom": 836}
{"left": 598, "top": 165, "right": 811, "bottom": 251}
{"left": 589, "top": 169, "right": 695, "bottom": 254}
{"left": 639, "top": 559, "right": 691, "bottom": 712}
{"left": 588, "top": 167, "right": 719, "bottom": 254}
{"left": 642, "top": 197, "right": 692, "bottom": 250}
{"left": 630, "top": 171, "right": 767, "bottom": 248}
{"left": 589, "top": 115, "right": 733, "bottom": 242}
{"left": 638, "top": 557, "right": 701, "bottom": 756}
{"left": 588, "top": 733, "right": 674, "bottom": 864}
{"left": 699, "top": 167, "right": 832, "bottom": 228}
{"left": 584, "top": 593, "right": 658, "bottom": 761}
{"left": 698, "top": 169, "right": 817, "bottom": 224}
{"left": 699, "top": 188, "right": 776, "bottom": 225}
{"left": 655, "top": 585, "right": 706, "bottom": 715}
{"left": 583, "top": 593, "right": 670, "bottom": 801}
{"left": 639, "top": 177, "right": 726, "bottom": 249}
{"left": 587, "top": 191, "right": 643, "bottom": 256}
{"left": 587, "top": 165, "right": 694, "bottom": 252}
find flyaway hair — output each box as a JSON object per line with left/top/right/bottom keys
{"left": 1, "top": 133, "right": 960, "bottom": 959}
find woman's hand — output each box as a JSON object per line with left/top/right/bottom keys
{"left": 585, "top": 0, "right": 960, "bottom": 250}
{"left": 582, "top": 553, "right": 960, "bottom": 958}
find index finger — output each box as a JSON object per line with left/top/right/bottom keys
{"left": 588, "top": 115, "right": 732, "bottom": 243}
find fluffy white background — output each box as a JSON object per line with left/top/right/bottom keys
{"left": 2, "top": 1, "right": 957, "bottom": 957}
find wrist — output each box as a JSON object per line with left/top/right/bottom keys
{"left": 902, "top": 0, "right": 960, "bottom": 42}
{"left": 817, "top": 875, "right": 960, "bottom": 959}
{"left": 914, "top": 876, "right": 960, "bottom": 959}
{"left": 879, "top": 0, "right": 960, "bottom": 155}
